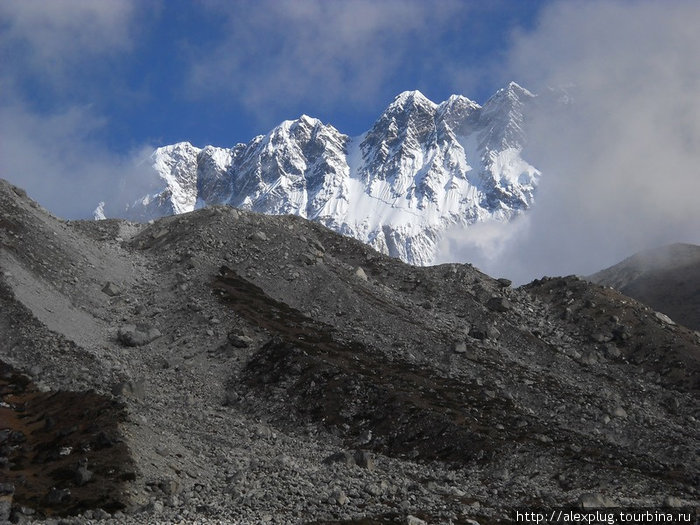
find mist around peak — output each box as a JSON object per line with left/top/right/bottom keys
{"left": 436, "top": 1, "right": 700, "bottom": 284}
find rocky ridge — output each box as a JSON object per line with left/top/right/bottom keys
{"left": 589, "top": 243, "right": 700, "bottom": 331}
{"left": 1, "top": 178, "right": 698, "bottom": 524}
{"left": 115, "top": 83, "right": 540, "bottom": 266}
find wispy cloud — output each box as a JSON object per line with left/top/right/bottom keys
{"left": 187, "top": 0, "right": 467, "bottom": 114}
{"left": 0, "top": 102, "right": 157, "bottom": 219}
{"left": 1, "top": 1, "right": 137, "bottom": 57}
{"left": 438, "top": 0, "right": 700, "bottom": 283}
{"left": 0, "top": 0, "right": 143, "bottom": 91}
{"left": 0, "top": 0, "right": 159, "bottom": 218}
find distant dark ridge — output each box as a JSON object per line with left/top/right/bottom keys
{"left": 589, "top": 243, "right": 700, "bottom": 331}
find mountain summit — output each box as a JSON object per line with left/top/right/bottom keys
{"left": 116, "top": 83, "right": 540, "bottom": 265}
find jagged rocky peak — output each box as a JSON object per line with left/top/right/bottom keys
{"left": 197, "top": 145, "right": 235, "bottom": 206}
{"left": 113, "top": 83, "right": 541, "bottom": 265}
{"left": 372, "top": 89, "right": 437, "bottom": 135}
{"left": 390, "top": 88, "right": 435, "bottom": 105}
{"left": 436, "top": 94, "right": 481, "bottom": 135}
{"left": 479, "top": 81, "right": 535, "bottom": 151}
{"left": 484, "top": 81, "right": 534, "bottom": 108}
{"left": 264, "top": 115, "right": 347, "bottom": 157}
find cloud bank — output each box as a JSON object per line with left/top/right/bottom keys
{"left": 438, "top": 0, "right": 700, "bottom": 283}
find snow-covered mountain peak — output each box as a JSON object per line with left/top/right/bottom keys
{"left": 479, "top": 81, "right": 536, "bottom": 152}
{"left": 282, "top": 114, "right": 323, "bottom": 130}
{"left": 483, "top": 81, "right": 535, "bottom": 114}
{"left": 436, "top": 95, "right": 481, "bottom": 134}
{"left": 298, "top": 113, "right": 318, "bottom": 124}
{"left": 440, "top": 94, "right": 479, "bottom": 109}
{"left": 506, "top": 80, "right": 534, "bottom": 97}
{"left": 389, "top": 89, "right": 436, "bottom": 106}
{"left": 115, "top": 83, "right": 541, "bottom": 265}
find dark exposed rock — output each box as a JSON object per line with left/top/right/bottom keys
{"left": 469, "top": 324, "right": 500, "bottom": 341}
{"left": 353, "top": 451, "right": 375, "bottom": 471}
{"left": 0, "top": 359, "right": 133, "bottom": 518}
{"left": 45, "top": 487, "right": 71, "bottom": 505}
{"left": 496, "top": 278, "right": 512, "bottom": 288}
{"left": 323, "top": 451, "right": 356, "bottom": 467}
{"left": 227, "top": 332, "right": 252, "bottom": 348}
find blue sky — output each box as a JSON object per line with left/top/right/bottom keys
{"left": 1, "top": 0, "right": 700, "bottom": 280}
{"left": 1, "top": 0, "right": 547, "bottom": 153}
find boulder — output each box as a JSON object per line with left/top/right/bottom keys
{"left": 117, "top": 324, "right": 161, "bottom": 347}
{"left": 577, "top": 492, "right": 615, "bottom": 508}
{"left": 323, "top": 451, "right": 356, "bottom": 467}
{"left": 452, "top": 341, "right": 468, "bottom": 354}
{"left": 45, "top": 487, "right": 71, "bottom": 505}
{"left": 486, "top": 295, "right": 512, "bottom": 312}
{"left": 354, "top": 267, "right": 368, "bottom": 281}
{"left": 249, "top": 231, "right": 268, "bottom": 242}
{"left": 470, "top": 324, "right": 500, "bottom": 341}
{"left": 353, "top": 450, "right": 375, "bottom": 471}
{"left": 74, "top": 459, "right": 93, "bottom": 486}
{"left": 111, "top": 379, "right": 146, "bottom": 402}
{"left": 330, "top": 488, "right": 348, "bottom": 506}
{"left": 655, "top": 312, "right": 676, "bottom": 326}
{"left": 101, "top": 281, "right": 121, "bottom": 296}
{"left": 227, "top": 332, "right": 253, "bottom": 348}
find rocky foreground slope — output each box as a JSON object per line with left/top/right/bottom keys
{"left": 1, "top": 178, "right": 698, "bottom": 524}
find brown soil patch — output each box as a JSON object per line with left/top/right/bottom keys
{"left": 0, "top": 360, "right": 135, "bottom": 518}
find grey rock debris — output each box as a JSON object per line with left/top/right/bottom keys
{"left": 0, "top": 179, "right": 697, "bottom": 524}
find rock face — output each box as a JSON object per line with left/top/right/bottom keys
{"left": 1, "top": 178, "right": 698, "bottom": 523}
{"left": 589, "top": 243, "right": 700, "bottom": 330}
{"left": 119, "top": 83, "right": 540, "bottom": 265}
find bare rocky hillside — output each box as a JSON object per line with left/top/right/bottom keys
{"left": 1, "top": 178, "right": 698, "bottom": 524}
{"left": 589, "top": 243, "right": 700, "bottom": 331}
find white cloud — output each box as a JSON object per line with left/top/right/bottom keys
{"left": 0, "top": 103, "right": 158, "bottom": 219}
{"left": 188, "top": 0, "right": 467, "bottom": 113}
{"left": 1, "top": 0, "right": 136, "bottom": 56}
{"left": 439, "top": 0, "right": 700, "bottom": 283}
{"left": 436, "top": 215, "right": 532, "bottom": 279}
{"left": 0, "top": 0, "right": 143, "bottom": 89}
{"left": 0, "top": 0, "right": 157, "bottom": 219}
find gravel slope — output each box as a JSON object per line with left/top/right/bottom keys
{"left": 0, "top": 178, "right": 698, "bottom": 524}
